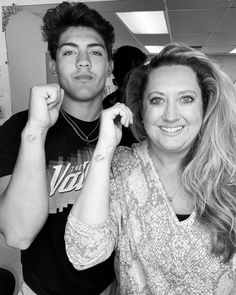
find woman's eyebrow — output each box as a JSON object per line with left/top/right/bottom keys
{"left": 178, "top": 90, "right": 198, "bottom": 96}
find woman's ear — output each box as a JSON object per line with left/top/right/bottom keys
{"left": 49, "top": 60, "right": 57, "bottom": 77}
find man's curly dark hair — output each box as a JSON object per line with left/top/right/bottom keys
{"left": 41, "top": 1, "right": 115, "bottom": 61}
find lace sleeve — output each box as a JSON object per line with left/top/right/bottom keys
{"left": 65, "top": 212, "right": 116, "bottom": 270}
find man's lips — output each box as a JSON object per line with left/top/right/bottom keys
{"left": 74, "top": 74, "right": 93, "bottom": 80}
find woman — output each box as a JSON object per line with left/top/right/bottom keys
{"left": 65, "top": 43, "right": 236, "bottom": 294}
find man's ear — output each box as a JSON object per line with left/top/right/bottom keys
{"left": 107, "top": 60, "right": 114, "bottom": 77}
{"left": 49, "top": 60, "right": 57, "bottom": 77}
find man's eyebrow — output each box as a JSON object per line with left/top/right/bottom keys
{"left": 59, "top": 42, "right": 106, "bottom": 50}
{"left": 88, "top": 43, "right": 106, "bottom": 50}
{"left": 59, "top": 42, "right": 78, "bottom": 49}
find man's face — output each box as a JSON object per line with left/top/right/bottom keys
{"left": 54, "top": 26, "right": 112, "bottom": 104}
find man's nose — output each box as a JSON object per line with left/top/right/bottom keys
{"left": 76, "top": 52, "right": 91, "bottom": 68}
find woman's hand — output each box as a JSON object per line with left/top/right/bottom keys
{"left": 98, "top": 103, "right": 133, "bottom": 150}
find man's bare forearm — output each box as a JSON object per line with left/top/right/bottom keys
{"left": 71, "top": 143, "right": 114, "bottom": 225}
{"left": 0, "top": 125, "right": 49, "bottom": 249}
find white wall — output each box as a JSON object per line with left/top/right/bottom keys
{"left": 0, "top": 5, "right": 13, "bottom": 125}
{"left": 6, "top": 9, "right": 47, "bottom": 114}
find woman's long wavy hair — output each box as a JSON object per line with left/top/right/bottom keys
{"left": 125, "top": 43, "right": 236, "bottom": 262}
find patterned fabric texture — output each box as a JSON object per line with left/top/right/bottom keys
{"left": 65, "top": 140, "right": 236, "bottom": 295}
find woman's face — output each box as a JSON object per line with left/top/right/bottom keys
{"left": 142, "top": 64, "right": 203, "bottom": 156}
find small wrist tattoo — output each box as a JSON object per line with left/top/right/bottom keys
{"left": 26, "top": 134, "right": 37, "bottom": 143}
{"left": 95, "top": 154, "right": 105, "bottom": 162}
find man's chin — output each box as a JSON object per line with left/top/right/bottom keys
{"left": 74, "top": 92, "right": 101, "bottom": 102}
{"left": 65, "top": 87, "right": 103, "bottom": 102}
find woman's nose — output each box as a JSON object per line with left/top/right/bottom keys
{"left": 162, "top": 102, "right": 180, "bottom": 122}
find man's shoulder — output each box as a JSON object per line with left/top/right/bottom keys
{"left": 0, "top": 110, "right": 29, "bottom": 178}
{"left": 8, "top": 110, "right": 28, "bottom": 120}
{"left": 1, "top": 110, "right": 28, "bottom": 131}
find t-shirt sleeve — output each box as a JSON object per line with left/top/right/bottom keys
{"left": 0, "top": 111, "right": 28, "bottom": 177}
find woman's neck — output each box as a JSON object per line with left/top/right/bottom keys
{"left": 148, "top": 142, "right": 183, "bottom": 174}
{"left": 148, "top": 141, "right": 193, "bottom": 214}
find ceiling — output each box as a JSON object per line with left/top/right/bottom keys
{"left": 21, "top": 0, "right": 236, "bottom": 56}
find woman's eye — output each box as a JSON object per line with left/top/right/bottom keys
{"left": 150, "top": 97, "right": 165, "bottom": 105}
{"left": 180, "top": 96, "right": 194, "bottom": 103}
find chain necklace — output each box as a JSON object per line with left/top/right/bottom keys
{"left": 158, "top": 170, "right": 182, "bottom": 202}
{"left": 163, "top": 182, "right": 181, "bottom": 203}
{"left": 60, "top": 109, "right": 100, "bottom": 145}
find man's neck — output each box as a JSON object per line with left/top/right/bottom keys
{"left": 61, "top": 98, "right": 103, "bottom": 122}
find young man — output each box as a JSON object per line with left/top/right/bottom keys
{"left": 0, "top": 2, "right": 132, "bottom": 294}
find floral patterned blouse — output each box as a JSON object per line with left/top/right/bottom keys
{"left": 65, "top": 140, "right": 236, "bottom": 295}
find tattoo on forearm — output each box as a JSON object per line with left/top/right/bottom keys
{"left": 95, "top": 154, "right": 105, "bottom": 162}
{"left": 26, "top": 134, "right": 37, "bottom": 143}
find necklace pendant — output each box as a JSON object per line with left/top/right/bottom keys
{"left": 86, "top": 140, "right": 91, "bottom": 147}
{"left": 60, "top": 110, "right": 100, "bottom": 144}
